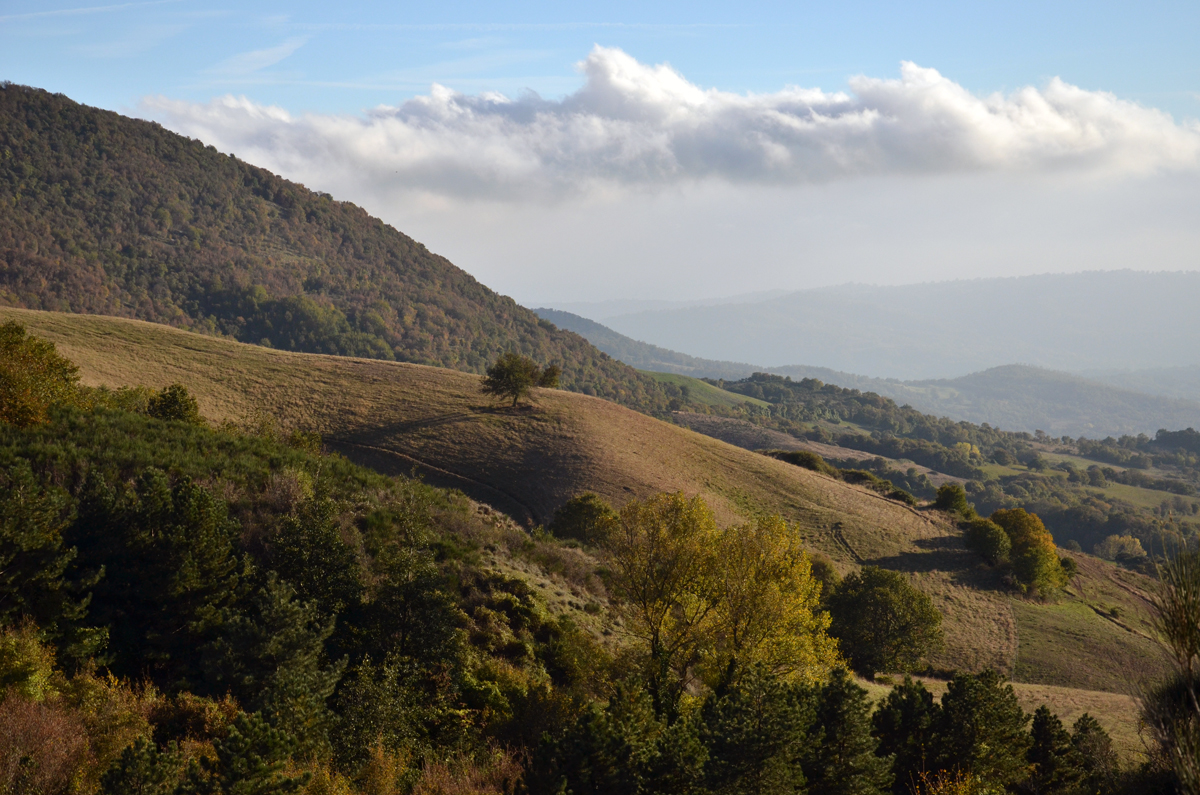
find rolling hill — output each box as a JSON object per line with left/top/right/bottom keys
{"left": 3, "top": 306, "right": 1169, "bottom": 737}
{"left": 0, "top": 83, "right": 670, "bottom": 412}
{"left": 537, "top": 308, "right": 1200, "bottom": 437}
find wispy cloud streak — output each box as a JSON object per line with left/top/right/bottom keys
{"left": 1, "top": 0, "right": 180, "bottom": 22}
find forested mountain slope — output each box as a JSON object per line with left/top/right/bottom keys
{"left": 534, "top": 307, "right": 760, "bottom": 380}
{"left": 0, "top": 83, "right": 670, "bottom": 411}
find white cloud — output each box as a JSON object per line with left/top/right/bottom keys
{"left": 144, "top": 46, "right": 1200, "bottom": 201}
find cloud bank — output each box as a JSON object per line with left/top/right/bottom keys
{"left": 145, "top": 46, "right": 1200, "bottom": 200}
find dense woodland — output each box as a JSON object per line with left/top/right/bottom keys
{"left": 0, "top": 84, "right": 673, "bottom": 414}
{"left": 5, "top": 323, "right": 1190, "bottom": 794}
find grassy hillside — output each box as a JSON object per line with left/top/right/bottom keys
{"left": 0, "top": 83, "right": 671, "bottom": 413}
{"left": 641, "top": 370, "right": 768, "bottom": 409}
{"left": 3, "top": 308, "right": 1170, "bottom": 728}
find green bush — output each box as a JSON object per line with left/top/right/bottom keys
{"left": 547, "top": 492, "right": 618, "bottom": 547}
{"left": 963, "top": 518, "right": 1011, "bottom": 565}
{"left": 934, "top": 483, "right": 976, "bottom": 519}
{"left": 146, "top": 383, "right": 203, "bottom": 425}
{"left": 826, "top": 567, "right": 944, "bottom": 679}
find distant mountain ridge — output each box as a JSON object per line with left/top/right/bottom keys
{"left": 0, "top": 83, "right": 670, "bottom": 412}
{"left": 596, "top": 271, "right": 1200, "bottom": 380}
{"left": 536, "top": 308, "right": 1200, "bottom": 438}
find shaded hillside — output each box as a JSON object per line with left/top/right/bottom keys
{"left": 0, "top": 84, "right": 670, "bottom": 412}
{"left": 601, "top": 271, "right": 1200, "bottom": 379}
{"left": 1, "top": 307, "right": 1170, "bottom": 699}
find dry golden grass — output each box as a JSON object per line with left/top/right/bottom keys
{"left": 2, "top": 308, "right": 1172, "bottom": 743}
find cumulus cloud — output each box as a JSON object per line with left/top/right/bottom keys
{"left": 144, "top": 46, "right": 1200, "bottom": 200}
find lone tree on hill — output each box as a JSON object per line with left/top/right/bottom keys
{"left": 481, "top": 352, "right": 560, "bottom": 407}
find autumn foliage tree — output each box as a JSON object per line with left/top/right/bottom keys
{"left": 601, "top": 493, "right": 840, "bottom": 718}
{"left": 0, "top": 321, "right": 81, "bottom": 426}
{"left": 990, "top": 509, "right": 1069, "bottom": 595}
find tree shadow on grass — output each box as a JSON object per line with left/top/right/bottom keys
{"left": 868, "top": 535, "right": 980, "bottom": 577}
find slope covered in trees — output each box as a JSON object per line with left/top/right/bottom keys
{"left": 1, "top": 306, "right": 1171, "bottom": 704}
{"left": 0, "top": 83, "right": 672, "bottom": 412}
{"left": 0, "top": 321, "right": 1172, "bottom": 791}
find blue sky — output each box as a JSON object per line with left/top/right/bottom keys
{"left": 4, "top": 1, "right": 1200, "bottom": 303}
{"left": 5, "top": 1, "right": 1199, "bottom": 120}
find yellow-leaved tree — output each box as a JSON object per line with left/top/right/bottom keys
{"left": 704, "top": 513, "right": 840, "bottom": 690}
{"left": 602, "top": 492, "right": 840, "bottom": 718}
{"left": 990, "top": 508, "right": 1069, "bottom": 595}
{"left": 602, "top": 492, "right": 719, "bottom": 718}
{"left": 0, "top": 322, "right": 81, "bottom": 426}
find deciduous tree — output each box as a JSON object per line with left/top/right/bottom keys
{"left": 826, "top": 567, "right": 943, "bottom": 679}
{"left": 480, "top": 352, "right": 560, "bottom": 407}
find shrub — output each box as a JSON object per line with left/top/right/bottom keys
{"left": 934, "top": 484, "right": 975, "bottom": 520}
{"left": 962, "top": 519, "right": 1011, "bottom": 565}
{"left": 0, "top": 322, "right": 81, "bottom": 427}
{"left": 767, "top": 450, "right": 839, "bottom": 478}
{"left": 991, "top": 509, "right": 1068, "bottom": 595}
{"left": 146, "top": 383, "right": 203, "bottom": 425}
{"left": 548, "top": 493, "right": 618, "bottom": 547}
{"left": 1093, "top": 534, "right": 1147, "bottom": 563}
{"left": 0, "top": 692, "right": 90, "bottom": 795}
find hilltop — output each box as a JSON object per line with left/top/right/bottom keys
{"left": 2, "top": 307, "right": 1170, "bottom": 721}
{"left": 0, "top": 83, "right": 671, "bottom": 412}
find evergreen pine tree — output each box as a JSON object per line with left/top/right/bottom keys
{"left": 802, "top": 668, "right": 892, "bottom": 795}
{"left": 1070, "top": 713, "right": 1119, "bottom": 793}
{"left": 70, "top": 469, "right": 244, "bottom": 689}
{"left": 933, "top": 670, "right": 1031, "bottom": 787}
{"left": 176, "top": 712, "right": 308, "bottom": 795}
{"left": 270, "top": 497, "right": 362, "bottom": 618}
{"left": 871, "top": 676, "right": 940, "bottom": 794}
{"left": 528, "top": 681, "right": 664, "bottom": 795}
{"left": 201, "top": 573, "right": 345, "bottom": 759}
{"left": 699, "top": 666, "right": 814, "bottom": 795}
{"left": 1026, "top": 706, "right": 1084, "bottom": 794}
{"left": 99, "top": 738, "right": 182, "bottom": 795}
{"left": 0, "top": 460, "right": 105, "bottom": 662}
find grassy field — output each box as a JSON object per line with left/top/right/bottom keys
{"left": 641, "top": 370, "right": 770, "bottom": 408}
{"left": 3, "top": 307, "right": 1170, "bottom": 755}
